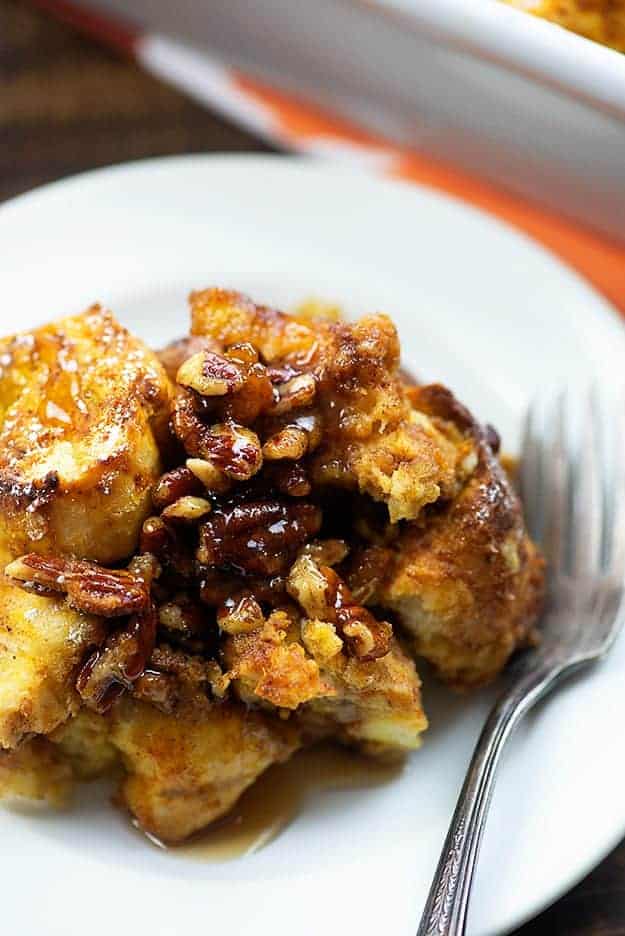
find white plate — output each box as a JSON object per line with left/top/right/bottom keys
{"left": 2, "top": 155, "right": 625, "bottom": 936}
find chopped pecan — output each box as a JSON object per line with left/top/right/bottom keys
{"left": 76, "top": 603, "right": 157, "bottom": 713}
{"left": 319, "top": 566, "right": 392, "bottom": 661}
{"left": 301, "top": 539, "right": 349, "bottom": 567}
{"left": 172, "top": 393, "right": 263, "bottom": 480}
{"left": 266, "top": 462, "right": 311, "bottom": 497}
{"left": 226, "top": 342, "right": 259, "bottom": 365}
{"left": 186, "top": 458, "right": 231, "bottom": 494}
{"left": 197, "top": 499, "right": 321, "bottom": 575}
{"left": 127, "top": 553, "right": 162, "bottom": 586}
{"left": 292, "top": 412, "right": 323, "bottom": 452}
{"left": 140, "top": 516, "right": 172, "bottom": 557}
{"left": 131, "top": 669, "right": 178, "bottom": 713}
{"left": 263, "top": 425, "right": 308, "bottom": 461}
{"left": 199, "top": 568, "right": 286, "bottom": 606}
{"left": 161, "top": 495, "right": 212, "bottom": 521}
{"left": 217, "top": 593, "right": 264, "bottom": 635}
{"left": 337, "top": 607, "right": 391, "bottom": 660}
{"left": 140, "top": 519, "right": 196, "bottom": 587}
{"left": 270, "top": 373, "right": 316, "bottom": 415}
{"left": 220, "top": 364, "right": 274, "bottom": 425}
{"left": 5, "top": 554, "right": 149, "bottom": 618}
{"left": 158, "top": 597, "right": 206, "bottom": 637}
{"left": 171, "top": 389, "right": 212, "bottom": 458}
{"left": 286, "top": 554, "right": 332, "bottom": 620}
{"left": 261, "top": 411, "right": 323, "bottom": 456}
{"left": 177, "top": 350, "right": 246, "bottom": 397}
{"left": 175, "top": 344, "right": 274, "bottom": 425}
{"left": 340, "top": 544, "right": 394, "bottom": 605}
{"left": 201, "top": 423, "right": 263, "bottom": 480}
{"left": 152, "top": 466, "right": 205, "bottom": 510}
{"left": 157, "top": 593, "right": 219, "bottom": 655}
{"left": 287, "top": 556, "right": 391, "bottom": 661}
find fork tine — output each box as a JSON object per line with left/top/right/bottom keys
{"left": 606, "top": 389, "right": 625, "bottom": 582}
{"left": 519, "top": 401, "right": 542, "bottom": 542}
{"left": 542, "top": 391, "right": 570, "bottom": 577}
{"left": 581, "top": 389, "right": 625, "bottom": 658}
{"left": 571, "top": 388, "right": 603, "bottom": 579}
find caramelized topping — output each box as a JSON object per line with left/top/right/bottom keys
{"left": 5, "top": 554, "right": 149, "bottom": 617}
{"left": 76, "top": 603, "right": 157, "bottom": 713}
{"left": 287, "top": 556, "right": 392, "bottom": 661}
{"left": 197, "top": 499, "right": 322, "bottom": 575}
{"left": 152, "top": 466, "right": 204, "bottom": 510}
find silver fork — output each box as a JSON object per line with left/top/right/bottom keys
{"left": 417, "top": 389, "right": 625, "bottom": 936}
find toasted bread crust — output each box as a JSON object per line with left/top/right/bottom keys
{"left": 0, "top": 306, "right": 172, "bottom": 564}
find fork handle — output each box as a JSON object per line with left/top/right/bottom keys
{"left": 417, "top": 661, "right": 570, "bottom": 936}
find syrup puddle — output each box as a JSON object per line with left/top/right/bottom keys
{"left": 153, "top": 743, "right": 401, "bottom": 861}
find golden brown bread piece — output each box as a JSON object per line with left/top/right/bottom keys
{"left": 374, "top": 385, "right": 544, "bottom": 688}
{"left": 109, "top": 699, "right": 299, "bottom": 843}
{"left": 0, "top": 306, "right": 172, "bottom": 564}
{"left": 0, "top": 736, "right": 75, "bottom": 805}
{"left": 0, "top": 575, "right": 104, "bottom": 748}
{"left": 223, "top": 564, "right": 428, "bottom": 756}
{"left": 503, "top": 0, "right": 625, "bottom": 51}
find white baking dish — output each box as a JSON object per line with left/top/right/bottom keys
{"left": 75, "top": 0, "right": 625, "bottom": 243}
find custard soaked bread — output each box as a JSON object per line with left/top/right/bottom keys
{"left": 0, "top": 290, "right": 543, "bottom": 843}
{"left": 0, "top": 308, "right": 171, "bottom": 749}
{"left": 0, "top": 306, "right": 172, "bottom": 563}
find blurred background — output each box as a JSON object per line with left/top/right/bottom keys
{"left": 1, "top": 0, "right": 272, "bottom": 201}
{"left": 2, "top": 0, "right": 625, "bottom": 932}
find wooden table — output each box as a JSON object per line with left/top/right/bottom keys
{"left": 2, "top": 1, "right": 625, "bottom": 932}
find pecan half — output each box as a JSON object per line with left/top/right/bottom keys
{"left": 5, "top": 554, "right": 150, "bottom": 617}
{"left": 197, "top": 499, "right": 322, "bottom": 575}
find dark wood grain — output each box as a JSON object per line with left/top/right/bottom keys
{"left": 0, "top": 0, "right": 273, "bottom": 201}
{"left": 1, "top": 1, "right": 625, "bottom": 933}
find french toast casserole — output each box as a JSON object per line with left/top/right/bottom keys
{"left": 0, "top": 290, "right": 544, "bottom": 844}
